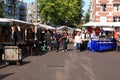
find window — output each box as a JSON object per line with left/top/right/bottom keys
{"left": 114, "top": 4, "right": 120, "bottom": 12}
{"left": 100, "top": 16, "right": 106, "bottom": 22}
{"left": 113, "top": 16, "right": 120, "bottom": 22}
{"left": 101, "top": 4, "right": 106, "bottom": 11}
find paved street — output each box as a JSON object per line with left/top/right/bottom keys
{"left": 0, "top": 44, "right": 120, "bottom": 80}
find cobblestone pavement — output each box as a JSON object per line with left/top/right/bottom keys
{"left": 0, "top": 44, "right": 120, "bottom": 80}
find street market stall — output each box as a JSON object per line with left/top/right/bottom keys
{"left": 83, "top": 22, "right": 120, "bottom": 52}
{"left": 0, "top": 18, "right": 35, "bottom": 64}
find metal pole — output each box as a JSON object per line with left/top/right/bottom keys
{"left": 36, "top": 0, "right": 38, "bottom": 23}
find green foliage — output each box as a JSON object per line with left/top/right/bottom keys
{"left": 84, "top": 10, "right": 90, "bottom": 23}
{"left": 0, "top": 0, "right": 4, "bottom": 18}
{"left": 38, "top": 0, "right": 83, "bottom": 26}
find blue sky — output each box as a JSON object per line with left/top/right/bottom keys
{"left": 24, "top": 0, "right": 35, "bottom": 3}
{"left": 83, "top": 0, "right": 90, "bottom": 14}
{"left": 24, "top": 0, "right": 89, "bottom": 14}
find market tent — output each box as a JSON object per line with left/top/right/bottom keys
{"left": 111, "top": 22, "right": 120, "bottom": 27}
{"left": 9, "top": 19, "right": 34, "bottom": 25}
{"left": 56, "top": 26, "right": 73, "bottom": 31}
{"left": 74, "top": 28, "right": 82, "bottom": 31}
{"left": 0, "top": 18, "right": 11, "bottom": 22}
{"left": 83, "top": 22, "right": 112, "bottom": 27}
{"left": 83, "top": 22, "right": 120, "bottom": 27}
{"left": 102, "top": 27, "right": 114, "bottom": 31}
{"left": 39, "top": 24, "right": 56, "bottom": 29}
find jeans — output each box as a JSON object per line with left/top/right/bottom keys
{"left": 62, "top": 39, "right": 67, "bottom": 50}
{"left": 55, "top": 40, "right": 60, "bottom": 50}
{"left": 76, "top": 43, "right": 80, "bottom": 50}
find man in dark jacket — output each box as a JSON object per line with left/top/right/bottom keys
{"left": 54, "top": 30, "right": 61, "bottom": 52}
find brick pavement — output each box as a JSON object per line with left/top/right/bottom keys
{"left": 0, "top": 44, "right": 120, "bottom": 80}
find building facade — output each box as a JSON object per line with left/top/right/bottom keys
{"left": 90, "top": 0, "right": 120, "bottom": 22}
{"left": 1, "top": 0, "right": 27, "bottom": 21}
{"left": 27, "top": 1, "right": 40, "bottom": 23}
{"left": 27, "top": 2, "right": 37, "bottom": 23}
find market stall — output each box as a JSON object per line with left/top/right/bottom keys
{"left": 83, "top": 22, "right": 120, "bottom": 52}
{"left": 0, "top": 18, "right": 35, "bottom": 64}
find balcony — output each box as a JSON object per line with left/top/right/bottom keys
{"left": 19, "top": 17, "right": 26, "bottom": 21}
{"left": 19, "top": 4, "right": 27, "bottom": 10}
{"left": 19, "top": 11, "right": 26, "bottom": 15}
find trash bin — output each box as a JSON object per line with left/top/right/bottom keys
{"left": 2, "top": 46, "right": 22, "bottom": 65}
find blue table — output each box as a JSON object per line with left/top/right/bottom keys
{"left": 87, "top": 40, "right": 99, "bottom": 52}
{"left": 87, "top": 40, "right": 116, "bottom": 52}
{"left": 95, "top": 42, "right": 116, "bottom": 51}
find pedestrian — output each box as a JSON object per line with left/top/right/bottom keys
{"left": 116, "top": 34, "right": 120, "bottom": 52}
{"left": 54, "top": 30, "right": 62, "bottom": 52}
{"left": 74, "top": 32, "right": 82, "bottom": 53}
{"left": 61, "top": 30, "right": 69, "bottom": 52}
{"left": 29, "top": 29, "right": 35, "bottom": 56}
{"left": 13, "top": 27, "right": 18, "bottom": 45}
{"left": 44, "top": 30, "right": 53, "bottom": 52}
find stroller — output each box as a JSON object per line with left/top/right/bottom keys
{"left": 38, "top": 40, "right": 47, "bottom": 52}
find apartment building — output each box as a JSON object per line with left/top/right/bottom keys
{"left": 27, "top": 2, "right": 37, "bottom": 23}
{"left": 1, "top": 0, "right": 27, "bottom": 21}
{"left": 27, "top": 2, "right": 40, "bottom": 23}
{"left": 90, "top": 0, "right": 120, "bottom": 22}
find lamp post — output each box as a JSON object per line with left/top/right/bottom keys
{"left": 35, "top": 0, "right": 38, "bottom": 23}
{"left": 12, "top": 5, "right": 14, "bottom": 19}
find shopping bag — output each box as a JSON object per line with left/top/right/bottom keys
{"left": 74, "top": 43, "right": 76, "bottom": 46}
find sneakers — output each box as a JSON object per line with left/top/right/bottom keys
{"left": 56, "top": 50, "right": 58, "bottom": 52}
{"left": 63, "top": 50, "right": 67, "bottom": 52}
{"left": 65, "top": 50, "right": 68, "bottom": 52}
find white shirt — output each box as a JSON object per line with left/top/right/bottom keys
{"left": 74, "top": 36, "right": 82, "bottom": 43}
{"left": 81, "top": 33, "right": 85, "bottom": 39}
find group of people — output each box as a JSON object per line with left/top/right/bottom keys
{"left": 44, "top": 30, "right": 83, "bottom": 53}
{"left": 44, "top": 30, "right": 69, "bottom": 52}
{"left": 28, "top": 29, "right": 84, "bottom": 55}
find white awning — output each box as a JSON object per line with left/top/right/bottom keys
{"left": 102, "top": 27, "right": 114, "bottom": 31}
{"left": 56, "top": 26, "right": 73, "bottom": 30}
{"left": 83, "top": 22, "right": 112, "bottom": 27}
{"left": 39, "top": 24, "right": 56, "bottom": 29}
{"left": 0, "top": 18, "right": 11, "bottom": 22}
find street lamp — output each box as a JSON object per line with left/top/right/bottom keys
{"left": 12, "top": 5, "right": 14, "bottom": 19}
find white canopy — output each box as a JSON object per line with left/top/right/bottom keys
{"left": 0, "top": 18, "right": 34, "bottom": 25}
{"left": 0, "top": 18, "right": 11, "bottom": 22}
{"left": 102, "top": 27, "right": 114, "bottom": 31}
{"left": 9, "top": 19, "right": 33, "bottom": 25}
{"left": 39, "top": 24, "right": 56, "bottom": 29}
{"left": 112, "top": 22, "right": 120, "bottom": 27}
{"left": 56, "top": 26, "right": 73, "bottom": 30}
{"left": 83, "top": 22, "right": 112, "bottom": 27}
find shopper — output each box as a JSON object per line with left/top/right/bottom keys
{"left": 61, "top": 30, "right": 69, "bottom": 52}
{"left": 74, "top": 32, "right": 82, "bottom": 53}
{"left": 54, "top": 30, "right": 62, "bottom": 52}
{"left": 45, "top": 30, "right": 53, "bottom": 51}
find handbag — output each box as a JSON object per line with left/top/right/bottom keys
{"left": 74, "top": 43, "right": 76, "bottom": 46}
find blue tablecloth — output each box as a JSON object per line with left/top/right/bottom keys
{"left": 95, "top": 42, "right": 116, "bottom": 51}
{"left": 87, "top": 40, "right": 116, "bottom": 52}
{"left": 87, "top": 40, "right": 99, "bottom": 52}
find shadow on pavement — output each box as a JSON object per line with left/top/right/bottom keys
{"left": 68, "top": 49, "right": 74, "bottom": 51}
{"left": 0, "top": 73, "right": 14, "bottom": 80}
{"left": 0, "top": 64, "right": 8, "bottom": 69}
{"left": 21, "top": 61, "right": 31, "bottom": 66}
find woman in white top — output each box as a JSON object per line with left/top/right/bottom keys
{"left": 74, "top": 32, "right": 82, "bottom": 52}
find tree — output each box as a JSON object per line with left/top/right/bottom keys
{"left": 84, "top": 10, "right": 90, "bottom": 23}
{"left": 38, "top": 0, "right": 83, "bottom": 26}
{"left": 0, "top": 0, "right": 4, "bottom": 18}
